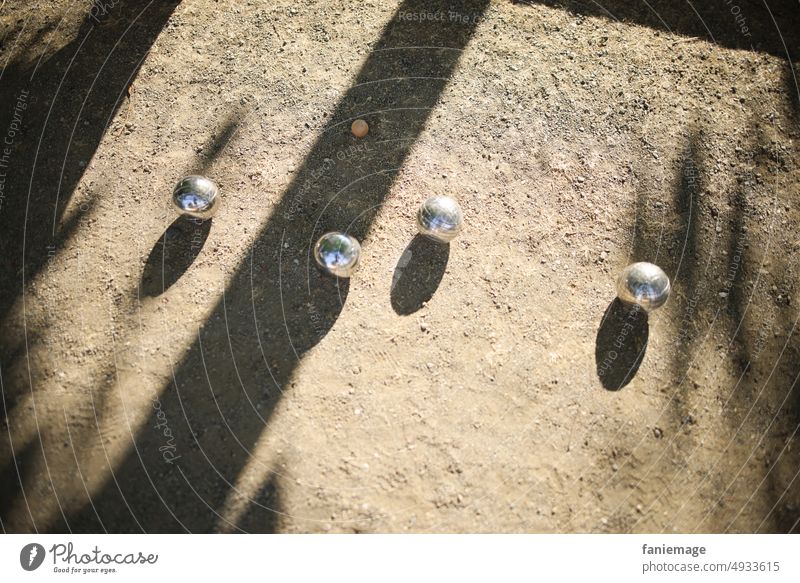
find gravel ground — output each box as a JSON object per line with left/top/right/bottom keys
{"left": 1, "top": 0, "right": 799, "bottom": 533}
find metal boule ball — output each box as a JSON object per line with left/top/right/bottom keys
{"left": 416, "top": 195, "right": 464, "bottom": 243}
{"left": 314, "top": 232, "right": 361, "bottom": 278}
{"left": 616, "top": 262, "right": 671, "bottom": 312}
{"left": 172, "top": 175, "right": 220, "bottom": 220}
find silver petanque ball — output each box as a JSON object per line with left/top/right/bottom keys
{"left": 616, "top": 262, "right": 671, "bottom": 312}
{"left": 172, "top": 175, "right": 220, "bottom": 220}
{"left": 416, "top": 195, "right": 464, "bottom": 243}
{"left": 314, "top": 232, "right": 361, "bottom": 278}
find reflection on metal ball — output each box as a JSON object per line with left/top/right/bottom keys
{"left": 172, "top": 175, "right": 219, "bottom": 220}
{"left": 616, "top": 262, "right": 671, "bottom": 312}
{"left": 416, "top": 195, "right": 463, "bottom": 243}
{"left": 314, "top": 232, "right": 361, "bottom": 278}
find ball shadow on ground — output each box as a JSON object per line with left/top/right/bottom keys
{"left": 595, "top": 299, "right": 649, "bottom": 391}
{"left": 140, "top": 216, "right": 212, "bottom": 297}
{"left": 391, "top": 234, "right": 450, "bottom": 315}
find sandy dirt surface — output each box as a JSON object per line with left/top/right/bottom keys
{"left": 1, "top": 0, "right": 799, "bottom": 533}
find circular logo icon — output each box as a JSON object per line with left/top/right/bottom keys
{"left": 20, "top": 543, "right": 46, "bottom": 571}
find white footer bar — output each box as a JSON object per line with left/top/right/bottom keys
{"left": 1, "top": 534, "right": 797, "bottom": 582}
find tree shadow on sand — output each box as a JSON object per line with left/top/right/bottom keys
{"left": 514, "top": 0, "right": 799, "bottom": 59}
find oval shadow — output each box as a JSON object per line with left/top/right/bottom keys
{"left": 140, "top": 215, "right": 211, "bottom": 297}
{"left": 390, "top": 234, "right": 450, "bottom": 315}
{"left": 595, "top": 298, "right": 649, "bottom": 391}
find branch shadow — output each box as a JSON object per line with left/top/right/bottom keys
{"left": 668, "top": 132, "right": 706, "bottom": 426}
{"left": 390, "top": 234, "right": 450, "bottom": 315}
{"left": 0, "top": 441, "right": 38, "bottom": 532}
{"left": 725, "top": 92, "right": 800, "bottom": 533}
{"left": 233, "top": 472, "right": 283, "bottom": 534}
{"left": 57, "top": 0, "right": 490, "bottom": 533}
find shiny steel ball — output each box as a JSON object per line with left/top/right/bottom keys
{"left": 616, "top": 262, "right": 671, "bottom": 312}
{"left": 351, "top": 119, "right": 369, "bottom": 138}
{"left": 314, "top": 232, "right": 361, "bottom": 278}
{"left": 172, "top": 175, "right": 219, "bottom": 220}
{"left": 416, "top": 195, "right": 464, "bottom": 243}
